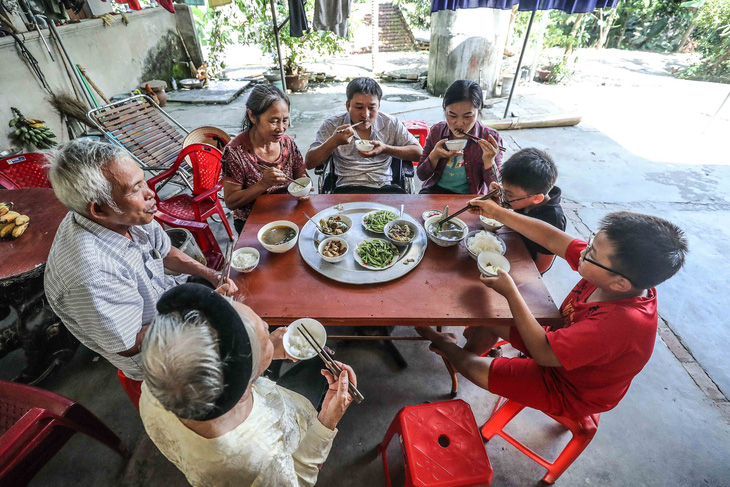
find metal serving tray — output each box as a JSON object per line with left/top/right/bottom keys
{"left": 298, "top": 202, "right": 428, "bottom": 285}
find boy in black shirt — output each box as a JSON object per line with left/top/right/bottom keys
{"left": 490, "top": 148, "right": 565, "bottom": 274}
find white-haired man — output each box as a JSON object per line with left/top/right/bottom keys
{"left": 44, "top": 139, "right": 236, "bottom": 409}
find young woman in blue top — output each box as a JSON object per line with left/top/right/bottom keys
{"left": 417, "top": 80, "right": 505, "bottom": 194}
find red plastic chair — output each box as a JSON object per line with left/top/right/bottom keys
{"left": 0, "top": 380, "right": 130, "bottom": 486}
{"left": 481, "top": 397, "right": 600, "bottom": 484}
{"left": 147, "top": 143, "right": 231, "bottom": 268}
{"left": 380, "top": 400, "right": 493, "bottom": 487}
{"left": 403, "top": 120, "right": 429, "bottom": 149}
{"left": 0, "top": 153, "right": 52, "bottom": 189}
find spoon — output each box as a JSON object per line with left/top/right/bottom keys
{"left": 303, "top": 212, "right": 326, "bottom": 234}
{"left": 437, "top": 205, "right": 449, "bottom": 233}
{"left": 399, "top": 204, "right": 404, "bottom": 218}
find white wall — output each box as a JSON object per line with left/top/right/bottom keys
{"left": 0, "top": 6, "right": 201, "bottom": 151}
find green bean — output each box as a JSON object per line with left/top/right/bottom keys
{"left": 364, "top": 210, "right": 397, "bottom": 232}
{"left": 357, "top": 240, "right": 398, "bottom": 268}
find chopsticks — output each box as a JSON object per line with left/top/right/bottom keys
{"left": 218, "top": 242, "right": 234, "bottom": 288}
{"left": 254, "top": 162, "right": 305, "bottom": 189}
{"left": 298, "top": 324, "right": 364, "bottom": 404}
{"left": 451, "top": 129, "right": 507, "bottom": 205}
{"left": 455, "top": 129, "right": 507, "bottom": 152}
{"left": 335, "top": 121, "right": 364, "bottom": 133}
{"left": 437, "top": 187, "right": 501, "bottom": 227}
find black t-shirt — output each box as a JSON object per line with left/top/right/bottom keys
{"left": 515, "top": 186, "right": 566, "bottom": 259}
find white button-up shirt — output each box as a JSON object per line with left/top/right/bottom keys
{"left": 44, "top": 212, "right": 185, "bottom": 381}
{"left": 308, "top": 111, "right": 417, "bottom": 188}
{"left": 140, "top": 377, "right": 337, "bottom": 487}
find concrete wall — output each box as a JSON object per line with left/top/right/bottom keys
{"left": 427, "top": 7, "right": 511, "bottom": 97}
{"left": 0, "top": 6, "right": 202, "bottom": 151}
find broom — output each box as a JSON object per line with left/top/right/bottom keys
{"left": 49, "top": 93, "right": 96, "bottom": 128}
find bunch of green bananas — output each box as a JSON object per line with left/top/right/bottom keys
{"left": 8, "top": 107, "right": 57, "bottom": 150}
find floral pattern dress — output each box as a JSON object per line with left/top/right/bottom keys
{"left": 221, "top": 131, "right": 305, "bottom": 226}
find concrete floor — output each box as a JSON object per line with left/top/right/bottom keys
{"left": 3, "top": 49, "right": 729, "bottom": 486}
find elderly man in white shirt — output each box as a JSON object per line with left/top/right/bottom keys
{"left": 44, "top": 139, "right": 236, "bottom": 409}
{"left": 140, "top": 284, "right": 357, "bottom": 487}
{"left": 305, "top": 77, "right": 422, "bottom": 193}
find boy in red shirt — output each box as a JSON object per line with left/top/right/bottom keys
{"left": 417, "top": 204, "right": 688, "bottom": 417}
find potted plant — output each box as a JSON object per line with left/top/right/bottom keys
{"left": 283, "top": 54, "right": 309, "bottom": 92}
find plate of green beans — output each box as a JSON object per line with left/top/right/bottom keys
{"left": 361, "top": 210, "right": 398, "bottom": 234}
{"left": 354, "top": 238, "right": 400, "bottom": 270}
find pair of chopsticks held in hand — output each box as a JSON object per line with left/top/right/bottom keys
{"left": 297, "top": 324, "right": 364, "bottom": 404}
{"left": 453, "top": 129, "right": 506, "bottom": 152}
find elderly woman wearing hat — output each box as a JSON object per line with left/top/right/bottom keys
{"left": 139, "top": 284, "right": 357, "bottom": 486}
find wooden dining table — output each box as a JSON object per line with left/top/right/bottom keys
{"left": 234, "top": 194, "right": 561, "bottom": 325}
{"left": 0, "top": 188, "right": 79, "bottom": 384}
{"left": 233, "top": 194, "right": 562, "bottom": 395}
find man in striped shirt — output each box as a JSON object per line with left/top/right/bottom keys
{"left": 44, "top": 140, "right": 236, "bottom": 409}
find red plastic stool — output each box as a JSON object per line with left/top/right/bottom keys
{"left": 403, "top": 120, "right": 429, "bottom": 159}
{"left": 480, "top": 397, "right": 600, "bottom": 484}
{"left": 380, "top": 400, "right": 493, "bottom": 487}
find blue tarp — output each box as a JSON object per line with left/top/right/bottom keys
{"left": 431, "top": 0, "right": 620, "bottom": 14}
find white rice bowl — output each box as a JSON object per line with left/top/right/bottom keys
{"left": 467, "top": 230, "right": 504, "bottom": 254}
{"left": 284, "top": 318, "right": 327, "bottom": 360}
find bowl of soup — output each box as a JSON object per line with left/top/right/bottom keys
{"left": 257, "top": 220, "right": 299, "bottom": 253}
{"left": 424, "top": 215, "right": 468, "bottom": 247}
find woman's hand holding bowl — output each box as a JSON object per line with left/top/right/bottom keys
{"left": 429, "top": 138, "right": 462, "bottom": 165}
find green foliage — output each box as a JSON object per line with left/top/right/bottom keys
{"left": 192, "top": 5, "right": 242, "bottom": 76}
{"left": 681, "top": 0, "right": 730, "bottom": 81}
{"left": 391, "top": 0, "right": 432, "bottom": 30}
{"left": 232, "top": 0, "right": 347, "bottom": 74}
{"left": 192, "top": 0, "right": 348, "bottom": 77}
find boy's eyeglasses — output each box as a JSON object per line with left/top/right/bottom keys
{"left": 505, "top": 193, "right": 541, "bottom": 204}
{"left": 583, "top": 233, "right": 636, "bottom": 286}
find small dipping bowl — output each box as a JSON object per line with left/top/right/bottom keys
{"left": 319, "top": 214, "right": 352, "bottom": 237}
{"left": 422, "top": 209, "right": 442, "bottom": 221}
{"left": 477, "top": 251, "right": 511, "bottom": 277}
{"left": 288, "top": 177, "right": 312, "bottom": 198}
{"left": 231, "top": 247, "right": 260, "bottom": 273}
{"left": 424, "top": 214, "right": 468, "bottom": 247}
{"left": 284, "top": 318, "right": 327, "bottom": 360}
{"left": 445, "top": 139, "right": 467, "bottom": 151}
{"left": 356, "top": 140, "right": 375, "bottom": 152}
{"left": 480, "top": 215, "right": 504, "bottom": 232}
{"left": 383, "top": 219, "right": 418, "bottom": 247}
{"left": 257, "top": 220, "right": 299, "bottom": 253}
{"left": 318, "top": 236, "right": 349, "bottom": 263}
{"left": 463, "top": 229, "right": 507, "bottom": 260}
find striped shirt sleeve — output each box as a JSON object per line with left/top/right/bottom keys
{"left": 59, "top": 278, "right": 144, "bottom": 354}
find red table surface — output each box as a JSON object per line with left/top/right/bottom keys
{"left": 0, "top": 188, "right": 68, "bottom": 282}
{"left": 233, "top": 194, "right": 562, "bottom": 327}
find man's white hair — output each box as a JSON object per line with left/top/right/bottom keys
{"left": 141, "top": 310, "right": 225, "bottom": 420}
{"left": 46, "top": 139, "right": 127, "bottom": 215}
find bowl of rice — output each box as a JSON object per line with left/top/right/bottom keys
{"left": 463, "top": 230, "right": 506, "bottom": 260}
{"left": 479, "top": 215, "right": 504, "bottom": 232}
{"left": 231, "top": 247, "right": 260, "bottom": 273}
{"left": 284, "top": 318, "right": 327, "bottom": 360}
{"left": 477, "top": 251, "right": 511, "bottom": 277}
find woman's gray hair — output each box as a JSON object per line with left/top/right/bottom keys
{"left": 46, "top": 139, "right": 126, "bottom": 215}
{"left": 242, "top": 84, "right": 290, "bottom": 132}
{"left": 141, "top": 310, "right": 225, "bottom": 420}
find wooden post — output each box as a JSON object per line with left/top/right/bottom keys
{"left": 371, "top": 0, "right": 379, "bottom": 73}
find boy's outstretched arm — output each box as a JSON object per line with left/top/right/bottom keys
{"left": 481, "top": 273, "right": 562, "bottom": 367}
{"left": 469, "top": 198, "right": 575, "bottom": 260}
